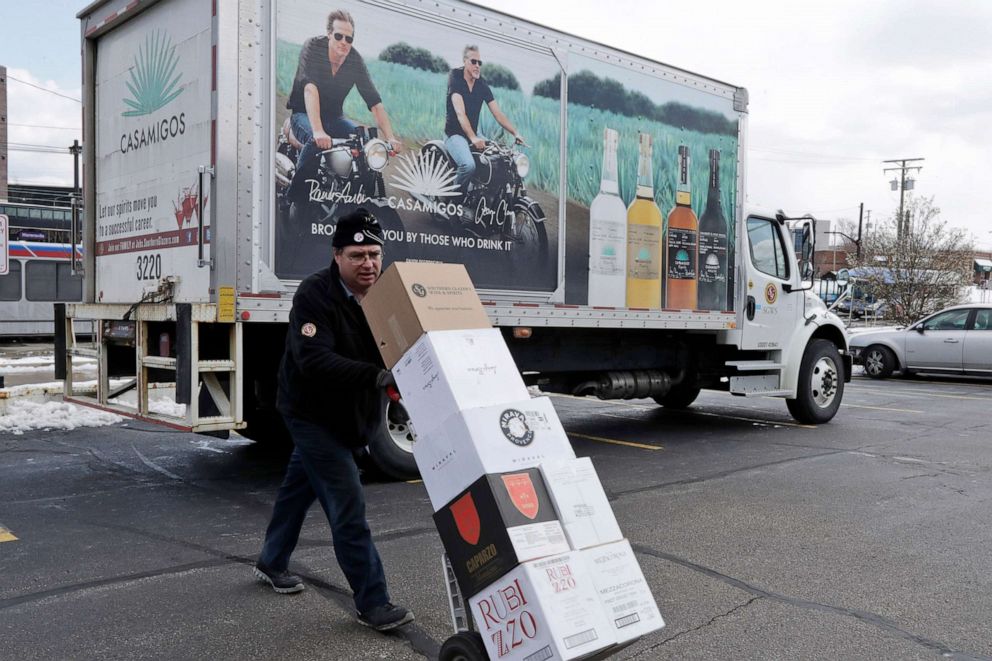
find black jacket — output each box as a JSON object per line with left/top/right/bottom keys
{"left": 276, "top": 262, "right": 384, "bottom": 446}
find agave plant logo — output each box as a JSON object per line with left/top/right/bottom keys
{"left": 122, "top": 30, "right": 184, "bottom": 117}
{"left": 390, "top": 151, "right": 460, "bottom": 198}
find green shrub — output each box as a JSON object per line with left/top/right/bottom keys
{"left": 482, "top": 64, "right": 520, "bottom": 90}
{"left": 378, "top": 42, "right": 448, "bottom": 73}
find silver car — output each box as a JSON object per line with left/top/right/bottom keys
{"left": 849, "top": 304, "right": 992, "bottom": 379}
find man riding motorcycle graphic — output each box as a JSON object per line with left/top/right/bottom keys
{"left": 286, "top": 8, "right": 402, "bottom": 191}
{"left": 277, "top": 8, "right": 404, "bottom": 278}
{"left": 443, "top": 45, "right": 524, "bottom": 196}
{"left": 399, "top": 44, "right": 548, "bottom": 267}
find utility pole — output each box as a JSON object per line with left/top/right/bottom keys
{"left": 69, "top": 139, "right": 82, "bottom": 259}
{"left": 856, "top": 202, "right": 863, "bottom": 260}
{"left": 883, "top": 158, "right": 924, "bottom": 241}
{"left": 1, "top": 65, "right": 8, "bottom": 201}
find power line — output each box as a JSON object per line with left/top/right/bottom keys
{"left": 6, "top": 75, "right": 82, "bottom": 103}
{"left": 7, "top": 186, "right": 75, "bottom": 197}
{"left": 8, "top": 123, "right": 81, "bottom": 130}
{"left": 8, "top": 145, "right": 71, "bottom": 154}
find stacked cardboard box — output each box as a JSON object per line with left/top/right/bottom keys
{"left": 363, "top": 263, "right": 663, "bottom": 660}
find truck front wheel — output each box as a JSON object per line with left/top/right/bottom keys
{"left": 786, "top": 339, "right": 844, "bottom": 424}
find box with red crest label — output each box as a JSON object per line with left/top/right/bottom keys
{"left": 433, "top": 467, "right": 571, "bottom": 598}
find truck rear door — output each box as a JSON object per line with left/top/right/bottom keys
{"left": 91, "top": 0, "right": 213, "bottom": 303}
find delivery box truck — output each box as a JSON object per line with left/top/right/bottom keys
{"left": 65, "top": 0, "right": 850, "bottom": 479}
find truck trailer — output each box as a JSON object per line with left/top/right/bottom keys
{"left": 67, "top": 0, "right": 850, "bottom": 479}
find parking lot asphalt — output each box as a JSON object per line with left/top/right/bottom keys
{"left": 2, "top": 373, "right": 992, "bottom": 660}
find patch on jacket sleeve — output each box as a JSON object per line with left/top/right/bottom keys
{"left": 301, "top": 322, "right": 317, "bottom": 337}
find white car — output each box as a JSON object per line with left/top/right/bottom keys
{"left": 849, "top": 304, "right": 992, "bottom": 379}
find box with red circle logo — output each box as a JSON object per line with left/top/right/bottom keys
{"left": 414, "top": 395, "right": 576, "bottom": 511}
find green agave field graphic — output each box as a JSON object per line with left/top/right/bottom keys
{"left": 122, "top": 30, "right": 184, "bottom": 116}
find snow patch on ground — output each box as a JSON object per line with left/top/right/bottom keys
{"left": 0, "top": 399, "right": 123, "bottom": 435}
{"left": 0, "top": 354, "right": 96, "bottom": 374}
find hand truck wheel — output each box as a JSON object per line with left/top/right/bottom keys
{"left": 439, "top": 631, "right": 488, "bottom": 661}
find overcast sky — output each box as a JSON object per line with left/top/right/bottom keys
{"left": 2, "top": 0, "right": 989, "bottom": 248}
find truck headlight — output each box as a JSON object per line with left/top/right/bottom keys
{"left": 513, "top": 152, "right": 530, "bottom": 178}
{"left": 364, "top": 139, "right": 390, "bottom": 171}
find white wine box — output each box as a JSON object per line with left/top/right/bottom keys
{"left": 582, "top": 540, "right": 664, "bottom": 645}
{"left": 540, "top": 457, "right": 623, "bottom": 551}
{"left": 415, "top": 396, "right": 575, "bottom": 511}
{"left": 469, "top": 551, "right": 616, "bottom": 661}
{"left": 392, "top": 328, "right": 529, "bottom": 438}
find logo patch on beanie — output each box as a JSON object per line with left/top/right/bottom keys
{"left": 301, "top": 322, "right": 317, "bottom": 337}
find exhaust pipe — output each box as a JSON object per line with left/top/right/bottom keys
{"left": 594, "top": 370, "right": 671, "bottom": 400}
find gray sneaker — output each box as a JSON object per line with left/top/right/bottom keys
{"left": 357, "top": 602, "right": 415, "bottom": 631}
{"left": 253, "top": 563, "right": 305, "bottom": 594}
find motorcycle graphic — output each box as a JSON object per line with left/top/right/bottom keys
{"left": 274, "top": 118, "right": 405, "bottom": 278}
{"left": 402, "top": 137, "right": 549, "bottom": 269}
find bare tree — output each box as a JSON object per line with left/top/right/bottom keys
{"left": 847, "top": 196, "right": 973, "bottom": 325}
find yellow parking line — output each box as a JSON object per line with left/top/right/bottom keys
{"left": 0, "top": 526, "right": 17, "bottom": 543}
{"left": 405, "top": 479, "right": 423, "bottom": 485}
{"left": 842, "top": 403, "right": 922, "bottom": 413}
{"left": 567, "top": 432, "right": 663, "bottom": 451}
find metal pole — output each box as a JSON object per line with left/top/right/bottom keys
{"left": 898, "top": 167, "right": 907, "bottom": 241}
{"left": 856, "top": 202, "right": 863, "bottom": 260}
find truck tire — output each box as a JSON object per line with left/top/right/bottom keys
{"left": 367, "top": 399, "right": 418, "bottom": 481}
{"left": 439, "top": 632, "right": 488, "bottom": 661}
{"left": 786, "top": 339, "right": 844, "bottom": 424}
{"left": 863, "top": 345, "right": 895, "bottom": 379}
{"left": 652, "top": 382, "right": 701, "bottom": 409}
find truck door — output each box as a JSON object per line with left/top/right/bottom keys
{"left": 92, "top": 0, "right": 213, "bottom": 304}
{"left": 739, "top": 216, "right": 800, "bottom": 351}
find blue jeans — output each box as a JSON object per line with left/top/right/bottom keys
{"left": 445, "top": 133, "right": 486, "bottom": 190}
{"left": 292, "top": 112, "right": 359, "bottom": 171}
{"left": 258, "top": 414, "right": 389, "bottom": 613}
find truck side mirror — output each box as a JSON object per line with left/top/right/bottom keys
{"left": 791, "top": 218, "right": 815, "bottom": 291}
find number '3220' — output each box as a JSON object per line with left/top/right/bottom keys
{"left": 136, "top": 254, "right": 162, "bottom": 281}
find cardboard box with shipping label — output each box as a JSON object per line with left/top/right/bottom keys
{"left": 583, "top": 540, "right": 664, "bottom": 645}
{"left": 392, "top": 328, "right": 529, "bottom": 437}
{"left": 362, "top": 262, "right": 491, "bottom": 368}
{"left": 540, "top": 457, "right": 623, "bottom": 550}
{"left": 469, "top": 551, "right": 616, "bottom": 661}
{"left": 414, "top": 396, "right": 576, "bottom": 510}
{"left": 434, "top": 468, "right": 570, "bottom": 598}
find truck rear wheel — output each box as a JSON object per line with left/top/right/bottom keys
{"left": 652, "top": 382, "right": 701, "bottom": 409}
{"left": 367, "top": 400, "right": 418, "bottom": 481}
{"left": 786, "top": 339, "right": 844, "bottom": 424}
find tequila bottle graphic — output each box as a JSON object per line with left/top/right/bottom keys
{"left": 698, "top": 149, "right": 729, "bottom": 311}
{"left": 625, "top": 133, "right": 663, "bottom": 309}
{"left": 665, "top": 145, "right": 698, "bottom": 309}
{"left": 588, "top": 128, "right": 628, "bottom": 306}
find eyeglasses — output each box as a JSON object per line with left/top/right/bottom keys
{"left": 332, "top": 32, "right": 354, "bottom": 44}
{"left": 343, "top": 250, "right": 383, "bottom": 265}
{"left": 468, "top": 58, "right": 483, "bottom": 66}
